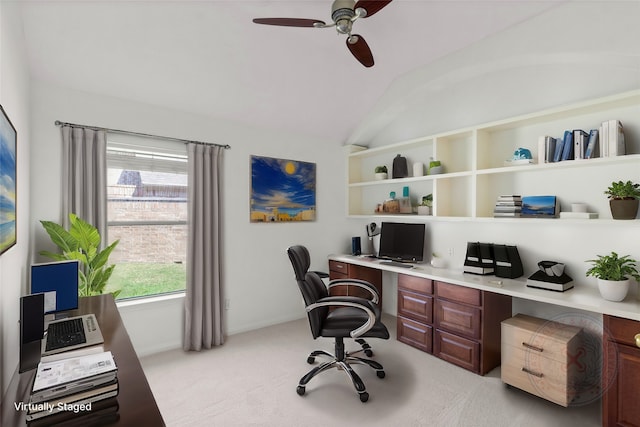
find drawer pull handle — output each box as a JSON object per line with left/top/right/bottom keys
{"left": 521, "top": 342, "right": 543, "bottom": 352}
{"left": 635, "top": 333, "right": 640, "bottom": 349}
{"left": 522, "top": 367, "right": 544, "bottom": 378}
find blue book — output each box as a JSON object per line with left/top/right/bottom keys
{"left": 584, "top": 129, "right": 599, "bottom": 159}
{"left": 552, "top": 136, "right": 564, "bottom": 162}
{"left": 560, "top": 130, "right": 574, "bottom": 161}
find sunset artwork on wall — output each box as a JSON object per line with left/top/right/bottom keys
{"left": 250, "top": 155, "right": 316, "bottom": 222}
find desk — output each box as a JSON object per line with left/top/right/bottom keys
{"left": 328, "top": 254, "right": 640, "bottom": 321}
{"left": 1, "top": 294, "right": 165, "bottom": 426}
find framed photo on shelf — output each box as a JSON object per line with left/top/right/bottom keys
{"left": 0, "top": 104, "right": 17, "bottom": 255}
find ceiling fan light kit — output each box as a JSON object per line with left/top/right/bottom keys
{"left": 252, "top": 0, "right": 393, "bottom": 68}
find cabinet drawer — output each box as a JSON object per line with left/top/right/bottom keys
{"left": 398, "top": 289, "right": 433, "bottom": 324}
{"left": 329, "top": 260, "right": 349, "bottom": 274}
{"left": 502, "top": 314, "right": 581, "bottom": 364}
{"left": 501, "top": 344, "right": 577, "bottom": 407}
{"left": 604, "top": 315, "right": 640, "bottom": 347}
{"left": 397, "top": 316, "right": 433, "bottom": 354}
{"left": 398, "top": 274, "right": 433, "bottom": 295}
{"left": 435, "top": 299, "right": 481, "bottom": 340}
{"left": 434, "top": 329, "right": 480, "bottom": 373}
{"left": 435, "top": 281, "right": 481, "bottom": 306}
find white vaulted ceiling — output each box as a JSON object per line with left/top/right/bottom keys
{"left": 19, "top": 0, "right": 566, "bottom": 142}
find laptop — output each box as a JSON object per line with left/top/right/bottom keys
{"left": 42, "top": 314, "right": 104, "bottom": 357}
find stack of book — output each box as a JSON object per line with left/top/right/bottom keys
{"left": 493, "top": 195, "right": 522, "bottom": 217}
{"left": 25, "top": 351, "right": 119, "bottom": 425}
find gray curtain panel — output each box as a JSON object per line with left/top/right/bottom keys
{"left": 184, "top": 143, "right": 224, "bottom": 351}
{"left": 60, "top": 125, "right": 108, "bottom": 245}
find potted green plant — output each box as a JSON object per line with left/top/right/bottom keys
{"left": 605, "top": 180, "right": 640, "bottom": 219}
{"left": 417, "top": 194, "right": 433, "bottom": 215}
{"left": 428, "top": 159, "right": 443, "bottom": 175}
{"left": 585, "top": 251, "right": 640, "bottom": 301}
{"left": 374, "top": 165, "right": 388, "bottom": 180}
{"left": 40, "top": 213, "right": 121, "bottom": 297}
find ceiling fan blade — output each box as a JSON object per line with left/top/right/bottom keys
{"left": 252, "top": 18, "right": 325, "bottom": 28}
{"left": 346, "top": 34, "right": 374, "bottom": 68}
{"left": 354, "top": 0, "right": 393, "bottom": 17}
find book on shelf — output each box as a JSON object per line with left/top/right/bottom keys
{"left": 607, "top": 119, "right": 625, "bottom": 156}
{"left": 526, "top": 270, "right": 574, "bottom": 292}
{"left": 559, "top": 211, "right": 599, "bottom": 219}
{"left": 538, "top": 135, "right": 557, "bottom": 164}
{"left": 573, "top": 129, "right": 588, "bottom": 159}
{"left": 493, "top": 212, "right": 521, "bottom": 218}
{"left": 560, "top": 130, "right": 574, "bottom": 161}
{"left": 601, "top": 121, "right": 609, "bottom": 157}
{"left": 584, "top": 129, "right": 599, "bottom": 159}
{"left": 497, "top": 195, "right": 522, "bottom": 201}
{"left": 494, "top": 207, "right": 522, "bottom": 212}
{"left": 552, "top": 137, "right": 564, "bottom": 162}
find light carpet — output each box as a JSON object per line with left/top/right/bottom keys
{"left": 140, "top": 315, "right": 601, "bottom": 427}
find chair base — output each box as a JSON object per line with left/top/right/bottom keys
{"left": 296, "top": 337, "right": 385, "bottom": 402}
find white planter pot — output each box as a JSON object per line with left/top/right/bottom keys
{"left": 597, "top": 278, "right": 630, "bottom": 302}
{"left": 417, "top": 205, "right": 431, "bottom": 215}
{"left": 375, "top": 173, "right": 388, "bottom": 181}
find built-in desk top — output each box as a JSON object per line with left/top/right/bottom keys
{"left": 329, "top": 254, "right": 640, "bottom": 321}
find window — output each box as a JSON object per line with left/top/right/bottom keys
{"left": 106, "top": 138, "right": 188, "bottom": 300}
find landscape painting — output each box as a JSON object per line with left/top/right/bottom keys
{"left": 0, "top": 105, "right": 17, "bottom": 254}
{"left": 250, "top": 155, "right": 316, "bottom": 222}
{"left": 521, "top": 195, "right": 558, "bottom": 218}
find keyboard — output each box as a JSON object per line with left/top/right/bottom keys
{"left": 45, "top": 318, "right": 86, "bottom": 351}
{"left": 379, "top": 260, "right": 414, "bottom": 269}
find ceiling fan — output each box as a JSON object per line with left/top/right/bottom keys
{"left": 252, "top": 0, "right": 393, "bottom": 68}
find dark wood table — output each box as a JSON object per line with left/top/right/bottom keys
{"left": 1, "top": 294, "right": 165, "bottom": 426}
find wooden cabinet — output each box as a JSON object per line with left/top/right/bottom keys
{"left": 433, "top": 281, "right": 511, "bottom": 375}
{"left": 501, "top": 314, "right": 582, "bottom": 407}
{"left": 397, "top": 274, "right": 433, "bottom": 353}
{"left": 603, "top": 315, "right": 640, "bottom": 427}
{"left": 345, "top": 90, "right": 639, "bottom": 220}
{"left": 328, "top": 260, "right": 382, "bottom": 304}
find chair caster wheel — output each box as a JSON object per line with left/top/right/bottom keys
{"left": 297, "top": 386, "right": 306, "bottom": 396}
{"left": 306, "top": 356, "right": 315, "bottom": 364}
{"left": 365, "top": 349, "right": 373, "bottom": 357}
{"left": 359, "top": 392, "right": 369, "bottom": 403}
{"left": 376, "top": 370, "right": 386, "bottom": 379}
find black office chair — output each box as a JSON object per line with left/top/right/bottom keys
{"left": 287, "top": 245, "right": 389, "bottom": 402}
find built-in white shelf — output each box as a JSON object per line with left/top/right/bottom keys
{"left": 346, "top": 90, "right": 640, "bottom": 221}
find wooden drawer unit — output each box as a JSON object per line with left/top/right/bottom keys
{"left": 434, "top": 281, "right": 512, "bottom": 375}
{"left": 397, "top": 274, "right": 433, "bottom": 353}
{"left": 434, "top": 329, "right": 479, "bottom": 372}
{"left": 397, "top": 316, "right": 433, "bottom": 353}
{"left": 327, "top": 260, "right": 382, "bottom": 304}
{"left": 603, "top": 315, "right": 640, "bottom": 427}
{"left": 501, "top": 314, "right": 582, "bottom": 407}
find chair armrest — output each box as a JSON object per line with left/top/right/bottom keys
{"left": 306, "top": 296, "right": 376, "bottom": 338}
{"left": 327, "top": 279, "right": 380, "bottom": 304}
{"left": 310, "top": 270, "right": 329, "bottom": 279}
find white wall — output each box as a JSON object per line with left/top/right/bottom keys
{"left": 29, "top": 80, "right": 355, "bottom": 356}
{"left": 0, "top": 1, "right": 31, "bottom": 395}
{"left": 346, "top": 1, "right": 640, "bottom": 325}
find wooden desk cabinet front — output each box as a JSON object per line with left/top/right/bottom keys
{"left": 396, "top": 274, "right": 512, "bottom": 375}
{"left": 603, "top": 315, "right": 640, "bottom": 427}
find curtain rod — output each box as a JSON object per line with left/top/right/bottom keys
{"left": 54, "top": 120, "right": 231, "bottom": 149}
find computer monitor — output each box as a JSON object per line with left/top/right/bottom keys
{"left": 378, "top": 222, "right": 426, "bottom": 263}
{"left": 31, "top": 260, "right": 80, "bottom": 316}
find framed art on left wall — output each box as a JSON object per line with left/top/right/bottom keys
{"left": 0, "top": 104, "right": 17, "bottom": 255}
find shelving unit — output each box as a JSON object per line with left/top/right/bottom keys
{"left": 346, "top": 91, "right": 640, "bottom": 221}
